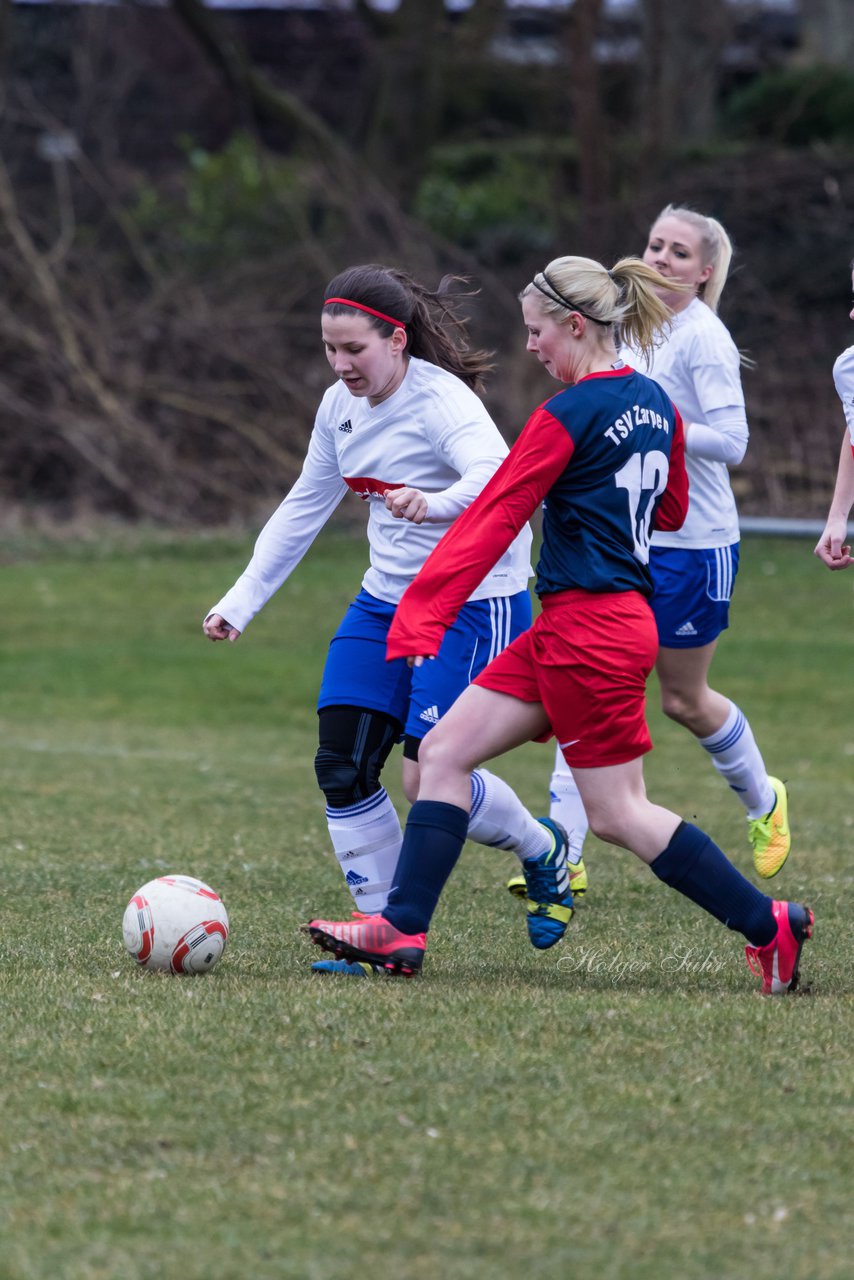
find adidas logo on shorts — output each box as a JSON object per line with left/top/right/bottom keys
{"left": 675, "top": 620, "right": 698, "bottom": 636}
{"left": 419, "top": 705, "right": 440, "bottom": 725}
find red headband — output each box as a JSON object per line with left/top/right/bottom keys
{"left": 324, "top": 297, "right": 406, "bottom": 329}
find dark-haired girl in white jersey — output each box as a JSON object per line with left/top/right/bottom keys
{"left": 204, "top": 264, "right": 566, "bottom": 975}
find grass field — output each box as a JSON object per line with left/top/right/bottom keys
{"left": 1, "top": 525, "right": 853, "bottom": 1279}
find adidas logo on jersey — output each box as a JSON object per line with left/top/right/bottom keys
{"left": 338, "top": 419, "right": 353, "bottom": 433}
{"left": 419, "top": 705, "right": 441, "bottom": 725}
{"left": 345, "top": 869, "right": 369, "bottom": 886}
{"left": 675, "top": 620, "right": 698, "bottom": 636}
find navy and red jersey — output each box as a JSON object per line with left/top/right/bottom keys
{"left": 387, "top": 365, "right": 688, "bottom": 661}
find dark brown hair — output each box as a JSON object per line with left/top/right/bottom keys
{"left": 323, "top": 264, "right": 493, "bottom": 392}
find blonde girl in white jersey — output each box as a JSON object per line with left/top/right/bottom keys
{"left": 814, "top": 257, "right": 854, "bottom": 570}
{"left": 539, "top": 208, "right": 791, "bottom": 898}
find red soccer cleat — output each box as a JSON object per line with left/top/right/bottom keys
{"left": 306, "top": 912, "right": 426, "bottom": 977}
{"left": 745, "top": 900, "right": 813, "bottom": 995}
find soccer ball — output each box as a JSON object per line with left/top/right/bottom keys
{"left": 122, "top": 875, "right": 229, "bottom": 974}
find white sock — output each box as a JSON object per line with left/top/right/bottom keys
{"left": 467, "top": 768, "right": 551, "bottom": 863}
{"left": 549, "top": 743, "right": 589, "bottom": 865}
{"left": 326, "top": 788, "right": 402, "bottom": 913}
{"left": 698, "top": 701, "right": 775, "bottom": 819}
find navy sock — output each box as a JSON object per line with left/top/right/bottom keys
{"left": 650, "top": 821, "right": 776, "bottom": 946}
{"left": 383, "top": 800, "right": 470, "bottom": 936}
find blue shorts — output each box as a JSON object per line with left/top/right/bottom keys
{"left": 649, "top": 544, "right": 740, "bottom": 649}
{"left": 317, "top": 587, "right": 533, "bottom": 741}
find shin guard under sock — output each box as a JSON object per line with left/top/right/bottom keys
{"left": 384, "top": 800, "right": 470, "bottom": 936}
{"left": 650, "top": 820, "right": 775, "bottom": 946}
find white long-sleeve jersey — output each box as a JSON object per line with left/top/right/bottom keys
{"left": 209, "top": 356, "right": 533, "bottom": 633}
{"left": 622, "top": 297, "right": 748, "bottom": 549}
{"left": 833, "top": 345, "right": 854, "bottom": 447}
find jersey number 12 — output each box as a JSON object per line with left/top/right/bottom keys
{"left": 614, "top": 450, "right": 669, "bottom": 562}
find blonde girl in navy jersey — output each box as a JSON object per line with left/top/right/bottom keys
{"left": 543, "top": 207, "right": 791, "bottom": 898}
{"left": 815, "top": 259, "right": 854, "bottom": 570}
{"left": 204, "top": 264, "right": 570, "bottom": 975}
{"left": 307, "top": 254, "right": 813, "bottom": 995}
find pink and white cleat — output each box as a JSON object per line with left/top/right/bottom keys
{"left": 745, "top": 900, "right": 813, "bottom": 995}
{"left": 306, "top": 912, "right": 426, "bottom": 977}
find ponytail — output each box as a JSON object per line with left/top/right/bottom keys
{"left": 521, "top": 255, "right": 681, "bottom": 359}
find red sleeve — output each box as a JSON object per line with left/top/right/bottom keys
{"left": 653, "top": 408, "right": 689, "bottom": 531}
{"left": 386, "top": 406, "right": 574, "bottom": 661}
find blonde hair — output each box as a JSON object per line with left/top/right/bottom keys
{"left": 653, "top": 205, "right": 733, "bottom": 313}
{"left": 520, "top": 255, "right": 679, "bottom": 359}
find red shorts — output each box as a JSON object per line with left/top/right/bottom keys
{"left": 472, "top": 589, "right": 658, "bottom": 768}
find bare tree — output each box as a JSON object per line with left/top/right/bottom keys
{"left": 637, "top": 0, "right": 733, "bottom": 162}
{"left": 799, "top": 0, "right": 854, "bottom": 65}
{"left": 0, "top": 2, "right": 528, "bottom": 522}
{"left": 168, "top": 0, "right": 517, "bottom": 296}
{"left": 561, "top": 0, "right": 611, "bottom": 258}
{"left": 356, "top": 0, "right": 454, "bottom": 196}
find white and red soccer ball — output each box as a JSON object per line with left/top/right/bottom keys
{"left": 122, "top": 875, "right": 229, "bottom": 974}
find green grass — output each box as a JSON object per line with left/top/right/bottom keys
{"left": 1, "top": 529, "right": 853, "bottom": 1279}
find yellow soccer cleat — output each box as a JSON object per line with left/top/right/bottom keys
{"left": 568, "top": 858, "right": 588, "bottom": 899}
{"left": 748, "top": 777, "right": 791, "bottom": 879}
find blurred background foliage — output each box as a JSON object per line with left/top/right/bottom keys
{"left": 1, "top": 0, "right": 853, "bottom": 526}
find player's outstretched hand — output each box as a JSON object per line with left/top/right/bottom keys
{"left": 814, "top": 519, "right": 853, "bottom": 571}
{"left": 385, "top": 486, "right": 428, "bottom": 524}
{"left": 203, "top": 613, "right": 242, "bottom": 642}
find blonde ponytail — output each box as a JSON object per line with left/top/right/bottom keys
{"left": 521, "top": 255, "right": 684, "bottom": 359}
